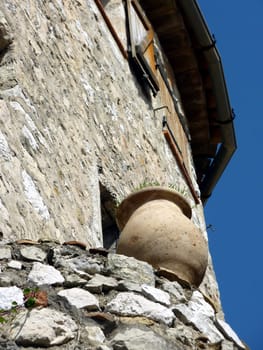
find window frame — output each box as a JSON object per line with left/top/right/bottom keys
{"left": 126, "top": 0, "right": 159, "bottom": 96}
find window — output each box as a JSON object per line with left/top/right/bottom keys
{"left": 96, "top": 0, "right": 159, "bottom": 95}
{"left": 95, "top": 0, "right": 198, "bottom": 202}
{"left": 126, "top": 0, "right": 159, "bottom": 95}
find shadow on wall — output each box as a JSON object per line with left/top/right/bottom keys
{"left": 101, "top": 0, "right": 111, "bottom": 6}
{"left": 100, "top": 183, "right": 119, "bottom": 250}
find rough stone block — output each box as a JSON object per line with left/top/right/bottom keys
{"left": 141, "top": 284, "right": 171, "bottom": 306}
{"left": 215, "top": 318, "right": 246, "bottom": 349}
{"left": 110, "top": 326, "right": 169, "bottom": 350}
{"left": 28, "top": 262, "right": 65, "bottom": 285}
{"left": 0, "top": 246, "right": 11, "bottom": 260}
{"left": 58, "top": 287, "right": 99, "bottom": 310}
{"left": 107, "top": 254, "right": 155, "bottom": 286}
{"left": 173, "top": 291, "right": 224, "bottom": 343}
{"left": 0, "top": 286, "right": 24, "bottom": 310}
{"left": 11, "top": 308, "right": 78, "bottom": 347}
{"left": 106, "top": 292, "right": 175, "bottom": 326}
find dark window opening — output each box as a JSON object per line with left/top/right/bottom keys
{"left": 100, "top": 183, "right": 119, "bottom": 250}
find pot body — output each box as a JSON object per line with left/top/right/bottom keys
{"left": 116, "top": 187, "right": 208, "bottom": 287}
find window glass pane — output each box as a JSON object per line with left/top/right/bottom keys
{"left": 103, "top": 0, "right": 127, "bottom": 49}
{"left": 130, "top": 4, "right": 148, "bottom": 45}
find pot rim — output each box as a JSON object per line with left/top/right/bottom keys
{"left": 116, "top": 186, "right": 192, "bottom": 231}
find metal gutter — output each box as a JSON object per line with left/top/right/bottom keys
{"left": 177, "top": 0, "right": 237, "bottom": 204}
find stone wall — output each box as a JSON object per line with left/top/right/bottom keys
{"left": 0, "top": 0, "right": 233, "bottom": 342}
{"left": 0, "top": 0, "right": 194, "bottom": 246}
{"left": 0, "top": 241, "right": 246, "bottom": 350}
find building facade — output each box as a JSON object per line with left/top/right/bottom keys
{"left": 0, "top": 1, "right": 246, "bottom": 349}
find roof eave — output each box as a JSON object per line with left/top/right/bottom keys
{"left": 177, "top": 0, "right": 237, "bottom": 203}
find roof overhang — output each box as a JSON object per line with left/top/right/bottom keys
{"left": 140, "top": 0, "right": 237, "bottom": 203}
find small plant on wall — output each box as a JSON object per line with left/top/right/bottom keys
{"left": 135, "top": 180, "right": 161, "bottom": 190}
{"left": 167, "top": 183, "right": 189, "bottom": 198}
{"left": 135, "top": 180, "right": 189, "bottom": 199}
{"left": 113, "top": 180, "right": 191, "bottom": 209}
{"left": 0, "top": 288, "right": 48, "bottom": 324}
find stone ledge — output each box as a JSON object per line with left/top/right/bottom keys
{"left": 0, "top": 241, "right": 245, "bottom": 350}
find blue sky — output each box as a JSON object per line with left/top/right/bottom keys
{"left": 198, "top": 1, "right": 263, "bottom": 349}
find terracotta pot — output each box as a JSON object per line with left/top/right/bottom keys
{"left": 116, "top": 187, "right": 208, "bottom": 287}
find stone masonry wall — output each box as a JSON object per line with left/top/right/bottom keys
{"left": 0, "top": 0, "right": 191, "bottom": 246}
{"left": 0, "top": 241, "right": 246, "bottom": 350}
{"left": 0, "top": 0, "right": 224, "bottom": 334}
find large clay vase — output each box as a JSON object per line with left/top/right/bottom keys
{"left": 116, "top": 186, "right": 208, "bottom": 287}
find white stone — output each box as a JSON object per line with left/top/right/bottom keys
{"left": 117, "top": 280, "right": 142, "bottom": 293}
{"left": 215, "top": 318, "right": 246, "bottom": 349}
{"left": 173, "top": 291, "right": 224, "bottom": 343}
{"left": 107, "top": 254, "right": 155, "bottom": 286}
{"left": 20, "top": 246, "right": 47, "bottom": 262}
{"left": 221, "top": 340, "right": 235, "bottom": 350}
{"left": 161, "top": 280, "right": 186, "bottom": 303}
{"left": 106, "top": 292, "right": 175, "bottom": 326}
{"left": 11, "top": 308, "right": 78, "bottom": 346}
{"left": 141, "top": 284, "right": 170, "bottom": 306}
{"left": 28, "top": 262, "right": 64, "bottom": 285}
{"left": 7, "top": 260, "right": 22, "bottom": 270}
{"left": 87, "top": 159, "right": 103, "bottom": 247}
{"left": 75, "top": 20, "right": 94, "bottom": 48}
{"left": 84, "top": 325, "right": 105, "bottom": 346}
{"left": 0, "top": 286, "right": 24, "bottom": 310}
{"left": 85, "top": 274, "right": 118, "bottom": 293}
{"left": 98, "top": 346, "right": 112, "bottom": 350}
{"left": 22, "top": 125, "right": 39, "bottom": 150}
{"left": 58, "top": 287, "right": 99, "bottom": 310}
{"left": 10, "top": 101, "right": 30, "bottom": 114}
{"left": 0, "top": 198, "right": 9, "bottom": 222}
{"left": 22, "top": 170, "right": 50, "bottom": 220}
{"left": 0, "top": 130, "right": 12, "bottom": 161}
{"left": 81, "top": 75, "right": 95, "bottom": 103}
{"left": 0, "top": 246, "right": 11, "bottom": 259}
